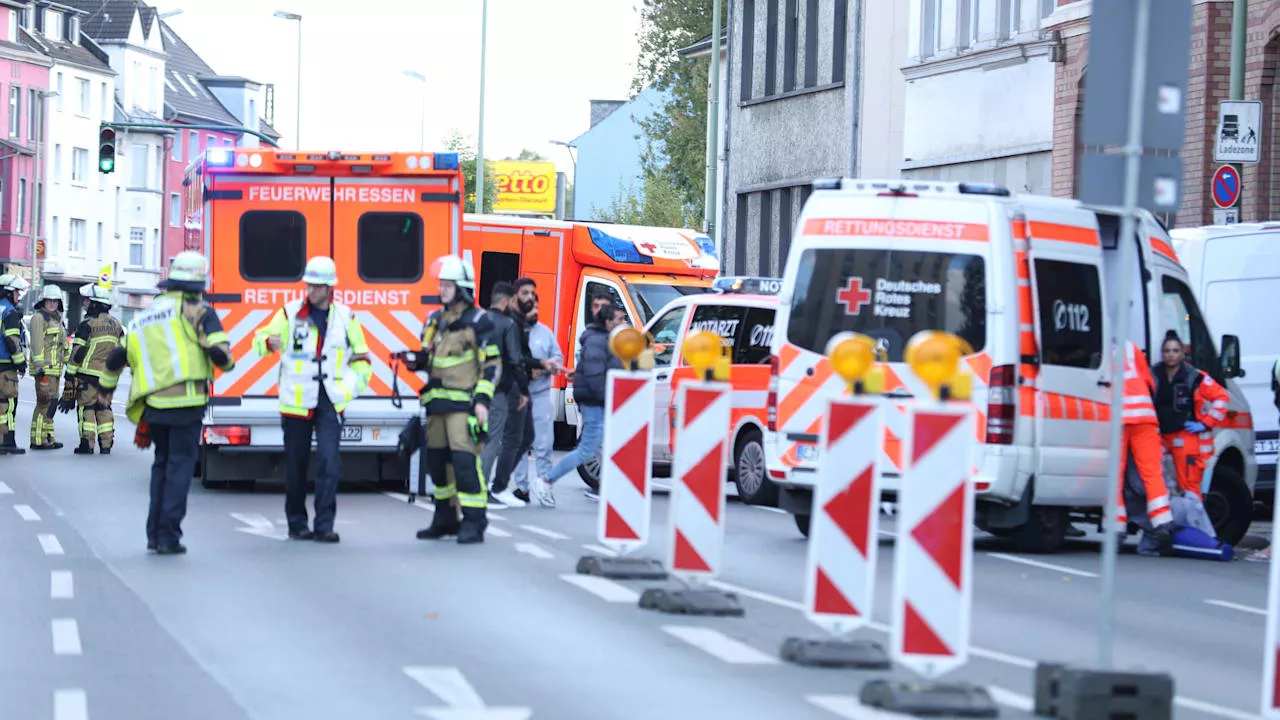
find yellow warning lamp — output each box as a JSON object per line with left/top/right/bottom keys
{"left": 683, "top": 330, "right": 728, "bottom": 381}
{"left": 904, "top": 330, "right": 974, "bottom": 401}
{"left": 609, "top": 325, "right": 647, "bottom": 370}
{"left": 825, "top": 332, "right": 884, "bottom": 395}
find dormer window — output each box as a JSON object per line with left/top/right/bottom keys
{"left": 18, "top": 7, "right": 29, "bottom": 31}
{"left": 68, "top": 16, "right": 79, "bottom": 44}
{"left": 45, "top": 10, "right": 63, "bottom": 41}
{"left": 7, "top": 9, "right": 15, "bottom": 42}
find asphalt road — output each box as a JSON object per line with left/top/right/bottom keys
{"left": 0, "top": 376, "right": 1271, "bottom": 720}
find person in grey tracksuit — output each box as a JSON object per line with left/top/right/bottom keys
{"left": 510, "top": 297, "right": 564, "bottom": 501}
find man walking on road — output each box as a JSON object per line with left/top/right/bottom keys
{"left": 510, "top": 292, "right": 563, "bottom": 504}
{"left": 60, "top": 283, "right": 124, "bottom": 455}
{"left": 100, "top": 251, "right": 234, "bottom": 555}
{"left": 0, "top": 273, "right": 29, "bottom": 455}
{"left": 480, "top": 281, "right": 529, "bottom": 506}
{"left": 253, "top": 256, "right": 373, "bottom": 544}
{"left": 28, "top": 285, "right": 68, "bottom": 451}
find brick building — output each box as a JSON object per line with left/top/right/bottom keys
{"left": 1048, "top": 0, "right": 1280, "bottom": 226}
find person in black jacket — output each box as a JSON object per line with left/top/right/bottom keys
{"left": 530, "top": 294, "right": 626, "bottom": 508}
{"left": 479, "top": 282, "right": 529, "bottom": 504}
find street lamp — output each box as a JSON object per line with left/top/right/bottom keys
{"left": 158, "top": 9, "right": 183, "bottom": 19}
{"left": 403, "top": 70, "right": 426, "bottom": 151}
{"left": 273, "top": 10, "right": 302, "bottom": 149}
{"left": 475, "top": 0, "right": 489, "bottom": 211}
{"left": 550, "top": 140, "right": 577, "bottom": 218}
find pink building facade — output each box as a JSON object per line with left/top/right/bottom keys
{"left": 0, "top": 0, "right": 50, "bottom": 272}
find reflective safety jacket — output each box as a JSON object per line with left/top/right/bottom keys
{"left": 1122, "top": 342, "right": 1158, "bottom": 426}
{"left": 252, "top": 299, "right": 373, "bottom": 418}
{"left": 28, "top": 308, "right": 67, "bottom": 376}
{"left": 0, "top": 298, "right": 24, "bottom": 366}
{"left": 407, "top": 301, "right": 500, "bottom": 414}
{"left": 101, "top": 291, "right": 234, "bottom": 423}
{"left": 67, "top": 310, "right": 124, "bottom": 386}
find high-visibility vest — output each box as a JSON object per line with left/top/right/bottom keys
{"left": 1122, "top": 342, "right": 1158, "bottom": 426}
{"left": 71, "top": 313, "right": 125, "bottom": 382}
{"left": 254, "top": 299, "right": 372, "bottom": 418}
{"left": 123, "top": 293, "right": 212, "bottom": 422}
{"left": 29, "top": 309, "right": 67, "bottom": 375}
{"left": 1194, "top": 370, "right": 1231, "bottom": 457}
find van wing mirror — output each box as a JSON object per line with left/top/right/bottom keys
{"left": 1221, "top": 334, "right": 1244, "bottom": 378}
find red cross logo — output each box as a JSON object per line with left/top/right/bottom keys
{"left": 638, "top": 242, "right": 659, "bottom": 254}
{"left": 836, "top": 277, "right": 872, "bottom": 315}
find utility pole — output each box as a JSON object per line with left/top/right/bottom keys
{"left": 702, "top": 0, "right": 722, "bottom": 242}
{"left": 1229, "top": 0, "right": 1246, "bottom": 219}
{"left": 475, "top": 0, "right": 489, "bottom": 213}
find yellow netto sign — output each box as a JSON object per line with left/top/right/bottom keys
{"left": 491, "top": 160, "right": 557, "bottom": 213}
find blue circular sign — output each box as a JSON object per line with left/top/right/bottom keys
{"left": 1212, "top": 165, "right": 1241, "bottom": 209}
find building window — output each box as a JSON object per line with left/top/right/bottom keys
{"left": 129, "top": 227, "right": 144, "bottom": 266}
{"left": 130, "top": 144, "right": 148, "bottom": 187}
{"left": 96, "top": 222, "right": 103, "bottom": 260}
{"left": 832, "top": 0, "right": 847, "bottom": 83}
{"left": 958, "top": 0, "right": 978, "bottom": 49}
{"left": 997, "top": 0, "right": 1019, "bottom": 40}
{"left": 53, "top": 144, "right": 62, "bottom": 183}
{"left": 6, "top": 7, "right": 15, "bottom": 41}
{"left": 71, "top": 147, "right": 87, "bottom": 184}
{"left": 50, "top": 216, "right": 58, "bottom": 255}
{"left": 26, "top": 88, "right": 36, "bottom": 139}
{"left": 357, "top": 212, "right": 424, "bottom": 282}
{"left": 130, "top": 60, "right": 140, "bottom": 107}
{"left": 187, "top": 130, "right": 197, "bottom": 159}
{"left": 740, "top": 0, "right": 755, "bottom": 101}
{"left": 9, "top": 86, "right": 20, "bottom": 138}
{"left": 170, "top": 136, "right": 179, "bottom": 162}
{"left": 69, "top": 218, "right": 86, "bottom": 254}
{"left": 149, "top": 66, "right": 159, "bottom": 114}
{"left": 76, "top": 78, "right": 89, "bottom": 114}
{"left": 99, "top": 82, "right": 107, "bottom": 117}
{"left": 68, "top": 16, "right": 79, "bottom": 43}
{"left": 152, "top": 229, "right": 159, "bottom": 268}
{"left": 803, "top": 0, "right": 819, "bottom": 87}
{"left": 921, "top": 0, "right": 941, "bottom": 58}
{"left": 170, "top": 193, "right": 181, "bottom": 227}
{"left": 16, "top": 179, "right": 24, "bottom": 232}
{"left": 763, "top": 0, "right": 778, "bottom": 96}
{"left": 46, "top": 10, "right": 62, "bottom": 40}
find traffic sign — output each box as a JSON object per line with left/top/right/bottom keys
{"left": 890, "top": 405, "right": 976, "bottom": 679}
{"left": 1212, "top": 165, "right": 1241, "bottom": 209}
{"left": 1215, "top": 100, "right": 1262, "bottom": 163}
{"left": 666, "top": 381, "right": 731, "bottom": 584}
{"left": 803, "top": 397, "right": 882, "bottom": 636}
{"left": 597, "top": 371, "right": 655, "bottom": 555}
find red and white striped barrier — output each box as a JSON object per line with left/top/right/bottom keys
{"left": 890, "top": 405, "right": 976, "bottom": 679}
{"left": 803, "top": 397, "right": 882, "bottom": 636}
{"left": 597, "top": 370, "right": 656, "bottom": 556}
{"left": 667, "top": 380, "right": 732, "bottom": 584}
{"left": 1262, "top": 506, "right": 1280, "bottom": 717}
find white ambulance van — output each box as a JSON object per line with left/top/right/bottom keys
{"left": 1169, "top": 223, "right": 1280, "bottom": 506}
{"left": 767, "top": 179, "right": 1256, "bottom": 552}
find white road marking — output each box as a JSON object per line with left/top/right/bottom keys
{"left": 53, "top": 689, "right": 88, "bottom": 720}
{"left": 708, "top": 579, "right": 804, "bottom": 611}
{"left": 229, "top": 512, "right": 273, "bottom": 529}
{"left": 13, "top": 504, "right": 39, "bottom": 521}
{"left": 559, "top": 574, "right": 640, "bottom": 603}
{"left": 486, "top": 526, "right": 512, "bottom": 538}
{"left": 1204, "top": 598, "right": 1266, "bottom": 616}
{"left": 1174, "top": 697, "right": 1264, "bottom": 720}
{"left": 581, "top": 544, "right": 617, "bottom": 557}
{"left": 518, "top": 524, "right": 569, "bottom": 541}
{"left": 51, "top": 619, "right": 82, "bottom": 655}
{"left": 403, "top": 666, "right": 484, "bottom": 708}
{"left": 987, "top": 686, "right": 1035, "bottom": 712}
{"left": 0, "top": 480, "right": 11, "bottom": 494}
{"left": 807, "top": 694, "right": 902, "bottom": 719}
{"left": 513, "top": 542, "right": 553, "bottom": 560}
{"left": 986, "top": 552, "right": 1099, "bottom": 578}
{"left": 748, "top": 505, "right": 787, "bottom": 514}
{"left": 39, "top": 534, "right": 64, "bottom": 555}
{"left": 51, "top": 571, "right": 74, "bottom": 600}
{"left": 415, "top": 708, "right": 533, "bottom": 720}
{"left": 661, "top": 626, "right": 779, "bottom": 665}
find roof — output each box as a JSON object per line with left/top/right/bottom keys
{"left": 156, "top": 19, "right": 240, "bottom": 126}
{"left": 61, "top": 0, "right": 136, "bottom": 41}
{"left": 19, "top": 26, "right": 114, "bottom": 74}
{"left": 259, "top": 119, "right": 280, "bottom": 140}
{"left": 677, "top": 29, "right": 728, "bottom": 58}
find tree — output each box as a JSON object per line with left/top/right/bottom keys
{"left": 593, "top": 173, "right": 700, "bottom": 229}
{"left": 506, "top": 149, "right": 549, "bottom": 162}
{"left": 443, "top": 130, "right": 497, "bottom": 213}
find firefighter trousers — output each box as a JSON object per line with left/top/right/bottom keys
{"left": 1117, "top": 423, "right": 1172, "bottom": 530}
{"left": 0, "top": 368, "right": 18, "bottom": 435}
{"left": 77, "top": 384, "right": 114, "bottom": 450}
{"left": 425, "top": 412, "right": 487, "bottom": 509}
{"left": 1162, "top": 431, "right": 1204, "bottom": 499}
{"left": 31, "top": 375, "right": 58, "bottom": 446}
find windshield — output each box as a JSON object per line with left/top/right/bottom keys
{"left": 626, "top": 283, "right": 711, "bottom": 324}
{"left": 787, "top": 248, "right": 987, "bottom": 362}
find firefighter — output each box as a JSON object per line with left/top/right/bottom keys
{"left": 99, "top": 251, "right": 234, "bottom": 555}
{"left": 29, "top": 285, "right": 68, "bottom": 450}
{"left": 396, "top": 255, "right": 500, "bottom": 544}
{"left": 1153, "top": 330, "right": 1231, "bottom": 499}
{"left": 252, "top": 256, "right": 373, "bottom": 543}
{"left": 1115, "top": 340, "right": 1174, "bottom": 556}
{"left": 0, "top": 272, "right": 29, "bottom": 455}
{"left": 60, "top": 284, "right": 125, "bottom": 455}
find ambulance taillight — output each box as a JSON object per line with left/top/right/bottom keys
{"left": 767, "top": 355, "right": 779, "bottom": 432}
{"left": 985, "top": 364, "right": 1016, "bottom": 445}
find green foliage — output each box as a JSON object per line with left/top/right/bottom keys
{"left": 507, "top": 149, "right": 549, "bottom": 162}
{"left": 592, "top": 174, "right": 700, "bottom": 229}
{"left": 443, "top": 129, "right": 497, "bottom": 213}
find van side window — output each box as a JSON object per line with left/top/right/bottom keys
{"left": 648, "top": 307, "right": 686, "bottom": 367}
{"left": 1034, "top": 259, "right": 1103, "bottom": 369}
{"left": 240, "top": 210, "right": 305, "bottom": 282}
{"left": 736, "top": 307, "right": 775, "bottom": 365}
{"left": 583, "top": 282, "right": 627, "bottom": 323}
{"left": 688, "top": 305, "right": 747, "bottom": 366}
{"left": 358, "top": 212, "right": 423, "bottom": 283}
{"left": 1161, "top": 276, "right": 1218, "bottom": 380}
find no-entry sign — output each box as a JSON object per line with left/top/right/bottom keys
{"left": 1212, "top": 165, "right": 1241, "bottom": 209}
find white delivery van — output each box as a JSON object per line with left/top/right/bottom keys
{"left": 767, "top": 179, "right": 1256, "bottom": 552}
{"left": 1170, "top": 223, "right": 1280, "bottom": 506}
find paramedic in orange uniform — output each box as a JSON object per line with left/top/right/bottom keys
{"left": 1153, "top": 331, "right": 1231, "bottom": 499}
{"left": 1115, "top": 341, "right": 1173, "bottom": 553}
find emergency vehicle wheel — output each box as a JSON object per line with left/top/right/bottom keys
{"left": 794, "top": 513, "right": 811, "bottom": 538}
{"left": 1008, "top": 506, "right": 1068, "bottom": 554}
{"left": 1205, "top": 465, "right": 1251, "bottom": 546}
{"left": 732, "top": 429, "right": 777, "bottom": 506}
{"left": 577, "top": 453, "right": 601, "bottom": 491}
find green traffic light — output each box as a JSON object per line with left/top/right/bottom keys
{"left": 98, "top": 158, "right": 114, "bottom": 173}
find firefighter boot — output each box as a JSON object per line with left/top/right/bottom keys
{"left": 416, "top": 499, "right": 462, "bottom": 540}
{"left": 0, "top": 431, "right": 24, "bottom": 455}
{"left": 457, "top": 506, "right": 487, "bottom": 545}
{"left": 73, "top": 438, "right": 94, "bottom": 455}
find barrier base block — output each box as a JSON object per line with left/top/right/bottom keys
{"left": 575, "top": 555, "right": 669, "bottom": 580}
{"left": 859, "top": 680, "right": 999, "bottom": 718}
{"left": 779, "top": 637, "right": 890, "bottom": 669}
{"left": 638, "top": 587, "right": 744, "bottom": 616}
{"left": 1033, "top": 662, "right": 1173, "bottom": 719}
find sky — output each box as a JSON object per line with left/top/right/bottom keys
{"left": 161, "top": 0, "right": 646, "bottom": 176}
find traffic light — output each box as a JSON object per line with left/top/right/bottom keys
{"left": 98, "top": 124, "right": 116, "bottom": 174}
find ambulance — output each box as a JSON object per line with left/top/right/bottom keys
{"left": 457, "top": 214, "right": 719, "bottom": 454}
{"left": 768, "top": 179, "right": 1257, "bottom": 552}
{"left": 183, "top": 147, "right": 466, "bottom": 489}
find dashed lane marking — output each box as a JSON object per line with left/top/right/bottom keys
{"left": 518, "top": 524, "right": 569, "bottom": 541}
{"left": 986, "top": 552, "right": 1099, "bottom": 578}
{"left": 558, "top": 574, "right": 640, "bottom": 603}
{"left": 14, "top": 504, "right": 40, "bottom": 521}
{"left": 986, "top": 686, "right": 1035, "bottom": 712}
{"left": 0, "top": 480, "right": 11, "bottom": 494}
{"left": 1204, "top": 599, "right": 1266, "bottom": 616}
{"left": 39, "top": 534, "right": 64, "bottom": 555}
{"left": 661, "top": 626, "right": 780, "bottom": 665}
{"left": 581, "top": 544, "right": 615, "bottom": 557}
{"left": 486, "top": 526, "right": 512, "bottom": 538}
{"left": 51, "top": 619, "right": 82, "bottom": 655}
{"left": 382, "top": 491, "right": 509, "bottom": 521}
{"left": 513, "top": 542, "right": 554, "bottom": 560}
{"left": 50, "top": 571, "right": 73, "bottom": 600}
{"left": 53, "top": 689, "right": 88, "bottom": 720}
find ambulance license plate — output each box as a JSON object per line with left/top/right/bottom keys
{"left": 798, "top": 444, "right": 819, "bottom": 463}
{"left": 341, "top": 426, "right": 363, "bottom": 442}
{"left": 1257, "top": 439, "right": 1279, "bottom": 456}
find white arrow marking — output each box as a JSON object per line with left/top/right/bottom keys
{"left": 0, "top": 480, "right": 13, "bottom": 493}
{"left": 415, "top": 709, "right": 532, "bottom": 720}
{"left": 513, "top": 542, "right": 553, "bottom": 560}
{"left": 403, "top": 666, "right": 532, "bottom": 719}
{"left": 231, "top": 513, "right": 288, "bottom": 540}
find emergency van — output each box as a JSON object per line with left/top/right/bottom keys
{"left": 768, "top": 179, "right": 1257, "bottom": 551}
{"left": 458, "top": 214, "right": 718, "bottom": 451}
{"left": 1170, "top": 223, "right": 1280, "bottom": 506}
{"left": 183, "top": 147, "right": 466, "bottom": 489}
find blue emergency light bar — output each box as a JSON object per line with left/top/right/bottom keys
{"left": 206, "top": 148, "right": 235, "bottom": 167}
{"left": 713, "top": 276, "right": 782, "bottom": 295}
{"left": 434, "top": 153, "right": 459, "bottom": 171}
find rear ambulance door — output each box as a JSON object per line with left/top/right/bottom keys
{"left": 521, "top": 227, "right": 567, "bottom": 338}
{"left": 472, "top": 223, "right": 521, "bottom": 307}
{"left": 208, "top": 175, "right": 331, "bottom": 400}
{"left": 331, "top": 176, "right": 458, "bottom": 398}
{"left": 1022, "top": 205, "right": 1113, "bottom": 502}
{"left": 646, "top": 301, "right": 690, "bottom": 465}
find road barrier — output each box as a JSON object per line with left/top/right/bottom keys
{"left": 1263, "top": 502, "right": 1280, "bottom": 717}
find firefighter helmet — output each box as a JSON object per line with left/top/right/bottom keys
{"left": 167, "top": 251, "right": 209, "bottom": 286}
{"left": 302, "top": 256, "right": 338, "bottom": 286}
{"left": 79, "top": 282, "right": 113, "bottom": 305}
{"left": 431, "top": 255, "right": 475, "bottom": 290}
{"left": 0, "top": 273, "right": 30, "bottom": 294}
{"left": 39, "top": 285, "right": 63, "bottom": 305}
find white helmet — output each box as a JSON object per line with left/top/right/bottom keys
{"left": 431, "top": 255, "right": 475, "bottom": 290}
{"left": 79, "top": 283, "right": 113, "bottom": 305}
{"left": 167, "top": 251, "right": 209, "bottom": 287}
{"left": 0, "top": 273, "right": 30, "bottom": 295}
{"left": 39, "top": 285, "right": 63, "bottom": 304}
{"left": 302, "top": 256, "right": 338, "bottom": 286}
